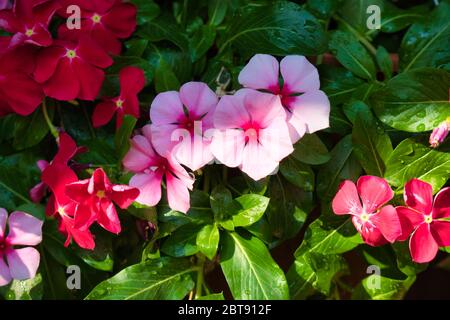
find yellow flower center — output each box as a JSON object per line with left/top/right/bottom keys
{"left": 58, "top": 207, "right": 66, "bottom": 216}
{"left": 96, "top": 190, "right": 105, "bottom": 198}
{"left": 116, "top": 99, "right": 124, "bottom": 108}
{"left": 360, "top": 213, "right": 370, "bottom": 222}
{"left": 92, "top": 14, "right": 102, "bottom": 23}
{"left": 66, "top": 49, "right": 77, "bottom": 59}
{"left": 25, "top": 29, "right": 34, "bottom": 37}
{"left": 424, "top": 215, "right": 433, "bottom": 224}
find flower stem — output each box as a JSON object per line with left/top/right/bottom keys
{"left": 195, "top": 254, "right": 206, "bottom": 299}
{"left": 42, "top": 99, "right": 59, "bottom": 139}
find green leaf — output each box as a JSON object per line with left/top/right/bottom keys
{"left": 114, "top": 115, "right": 137, "bottom": 162}
{"left": 295, "top": 217, "right": 363, "bottom": 256}
{"left": 154, "top": 59, "right": 180, "bottom": 93}
{"left": 292, "top": 134, "right": 331, "bottom": 165}
{"left": 220, "top": 1, "right": 327, "bottom": 58}
{"left": 317, "top": 135, "right": 362, "bottom": 202}
{"left": 280, "top": 157, "right": 315, "bottom": 191}
{"left": 352, "top": 275, "right": 415, "bottom": 300}
{"left": 208, "top": 0, "right": 227, "bottom": 26}
{"left": 130, "top": 0, "right": 160, "bottom": 25}
{"left": 16, "top": 203, "right": 46, "bottom": 221}
{"left": 319, "top": 65, "right": 365, "bottom": 106}
{"left": 210, "top": 185, "right": 237, "bottom": 222}
{"left": 161, "top": 224, "right": 202, "bottom": 257}
{"left": 329, "top": 30, "right": 376, "bottom": 80}
{"left": 196, "top": 224, "right": 220, "bottom": 260}
{"left": 85, "top": 257, "right": 196, "bottom": 300}
{"left": 74, "top": 234, "right": 114, "bottom": 272}
{"left": 372, "top": 68, "right": 450, "bottom": 132}
{"left": 220, "top": 231, "right": 289, "bottom": 299}
{"left": 287, "top": 252, "right": 348, "bottom": 299}
{"left": 13, "top": 106, "right": 52, "bottom": 150}
{"left": 189, "top": 25, "right": 216, "bottom": 62}
{"left": 306, "top": 0, "right": 340, "bottom": 20}
{"left": 385, "top": 137, "right": 450, "bottom": 193}
{"left": 400, "top": 1, "right": 450, "bottom": 71}
{"left": 197, "top": 292, "right": 225, "bottom": 300}
{"left": 138, "top": 15, "right": 189, "bottom": 51}
{"left": 376, "top": 46, "right": 393, "bottom": 80}
{"left": 352, "top": 103, "right": 393, "bottom": 176}
{"left": 231, "top": 194, "right": 270, "bottom": 227}
{"left": 108, "top": 56, "right": 153, "bottom": 84}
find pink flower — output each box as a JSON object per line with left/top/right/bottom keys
{"left": 396, "top": 179, "right": 450, "bottom": 263}
{"left": 29, "top": 159, "right": 49, "bottom": 203}
{"left": 65, "top": 168, "right": 139, "bottom": 234}
{"left": 332, "top": 176, "right": 401, "bottom": 246}
{"left": 429, "top": 118, "right": 450, "bottom": 148}
{"left": 34, "top": 36, "right": 113, "bottom": 101}
{"left": 150, "top": 82, "right": 218, "bottom": 171}
{"left": 211, "top": 89, "right": 293, "bottom": 181}
{"left": 123, "top": 125, "right": 194, "bottom": 213}
{"left": 238, "top": 54, "right": 330, "bottom": 143}
{"left": 0, "top": 209, "right": 43, "bottom": 286}
{"left": 92, "top": 66, "right": 145, "bottom": 128}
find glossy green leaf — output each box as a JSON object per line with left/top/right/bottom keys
{"left": 280, "top": 157, "right": 315, "bottom": 191}
{"left": 352, "top": 275, "right": 415, "bottom": 300}
{"left": 197, "top": 292, "right": 225, "bottom": 300}
{"left": 196, "top": 224, "right": 220, "bottom": 260}
{"left": 161, "top": 224, "right": 202, "bottom": 257}
{"left": 400, "top": 1, "right": 450, "bottom": 71}
{"left": 220, "top": 2, "right": 327, "bottom": 58}
{"left": 385, "top": 138, "right": 450, "bottom": 193}
{"left": 190, "top": 25, "right": 216, "bottom": 62}
{"left": 114, "top": 115, "right": 137, "bottom": 162}
{"left": 1, "top": 274, "right": 43, "bottom": 300}
{"left": 352, "top": 103, "right": 393, "bottom": 176}
{"left": 372, "top": 68, "right": 450, "bottom": 132}
{"left": 154, "top": 59, "right": 180, "bottom": 93}
{"left": 376, "top": 46, "right": 393, "bottom": 80}
{"left": 13, "top": 106, "right": 52, "bottom": 150}
{"left": 220, "top": 231, "right": 289, "bottom": 300}
{"left": 208, "top": 0, "right": 227, "bottom": 26}
{"left": 329, "top": 30, "right": 376, "bottom": 80}
{"left": 85, "top": 257, "right": 196, "bottom": 300}
{"left": 292, "top": 134, "right": 331, "bottom": 165}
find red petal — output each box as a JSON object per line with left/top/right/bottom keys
{"left": 431, "top": 221, "right": 450, "bottom": 247}
{"left": 92, "top": 100, "right": 116, "bottom": 127}
{"left": 409, "top": 223, "right": 438, "bottom": 263}
{"left": 102, "top": 3, "right": 136, "bottom": 38}
{"left": 88, "top": 168, "right": 110, "bottom": 193}
{"left": 97, "top": 201, "right": 121, "bottom": 234}
{"left": 43, "top": 58, "right": 80, "bottom": 101}
{"left": 120, "top": 66, "right": 145, "bottom": 95}
{"left": 396, "top": 206, "right": 424, "bottom": 241}
{"left": 0, "top": 73, "right": 43, "bottom": 116}
{"left": 357, "top": 176, "right": 393, "bottom": 213}
{"left": 41, "top": 163, "right": 78, "bottom": 205}
{"left": 331, "top": 180, "right": 362, "bottom": 215}
{"left": 77, "top": 35, "right": 112, "bottom": 68}
{"left": 371, "top": 205, "right": 401, "bottom": 243}
{"left": 404, "top": 179, "right": 433, "bottom": 215}
{"left": 54, "top": 132, "right": 78, "bottom": 164}
{"left": 433, "top": 187, "right": 450, "bottom": 219}
{"left": 65, "top": 179, "right": 90, "bottom": 203}
{"left": 91, "top": 24, "right": 122, "bottom": 55}
{"left": 110, "top": 185, "right": 140, "bottom": 209}
{"left": 73, "top": 202, "right": 97, "bottom": 230}
{"left": 72, "top": 59, "right": 104, "bottom": 100}
{"left": 34, "top": 46, "right": 65, "bottom": 83}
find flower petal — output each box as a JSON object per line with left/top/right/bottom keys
{"left": 258, "top": 117, "right": 293, "bottom": 162}
{"left": 431, "top": 221, "right": 450, "bottom": 247}
{"left": 357, "top": 176, "right": 394, "bottom": 213}
{"left": 371, "top": 205, "right": 401, "bottom": 243}
{"left": 280, "top": 55, "right": 320, "bottom": 94}
{"left": 213, "top": 93, "right": 250, "bottom": 129}
{"left": 0, "top": 258, "right": 12, "bottom": 286}
{"left": 92, "top": 100, "right": 116, "bottom": 127}
{"left": 43, "top": 58, "right": 80, "bottom": 101}
{"left": 150, "top": 91, "right": 184, "bottom": 125}
{"left": 238, "top": 54, "right": 280, "bottom": 93}
{"left": 353, "top": 215, "right": 387, "bottom": 247}
{"left": 179, "top": 82, "right": 218, "bottom": 118}
{"left": 129, "top": 172, "right": 163, "bottom": 207}
{"left": 0, "top": 208, "right": 7, "bottom": 238}
{"left": 150, "top": 123, "right": 180, "bottom": 158}
{"left": 166, "top": 171, "right": 191, "bottom": 213}
{"left": 123, "top": 133, "right": 159, "bottom": 173}
{"left": 409, "top": 223, "right": 438, "bottom": 263}
{"left": 396, "top": 206, "right": 424, "bottom": 241}
{"left": 97, "top": 201, "right": 121, "bottom": 234}
{"left": 6, "top": 247, "right": 40, "bottom": 280}
{"left": 210, "top": 129, "right": 245, "bottom": 168}
{"left": 119, "top": 66, "right": 145, "bottom": 94}
{"left": 433, "top": 187, "right": 450, "bottom": 219}
{"left": 72, "top": 59, "right": 104, "bottom": 101}
{"left": 404, "top": 178, "right": 433, "bottom": 215}
{"left": 332, "top": 180, "right": 362, "bottom": 216}
{"left": 7, "top": 211, "right": 43, "bottom": 246}
{"left": 240, "top": 138, "right": 280, "bottom": 181}
{"left": 110, "top": 185, "right": 140, "bottom": 209}
{"left": 242, "top": 89, "right": 285, "bottom": 128}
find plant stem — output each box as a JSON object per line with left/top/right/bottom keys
{"left": 42, "top": 99, "right": 59, "bottom": 138}
{"left": 333, "top": 14, "right": 377, "bottom": 56}
{"left": 195, "top": 254, "right": 206, "bottom": 299}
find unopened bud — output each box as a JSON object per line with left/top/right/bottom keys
{"left": 429, "top": 118, "right": 450, "bottom": 148}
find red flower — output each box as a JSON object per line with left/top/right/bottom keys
{"left": 58, "top": 0, "right": 137, "bottom": 54}
{"left": 92, "top": 66, "right": 145, "bottom": 128}
{"left": 65, "top": 168, "right": 139, "bottom": 234}
{"left": 0, "top": 45, "right": 43, "bottom": 116}
{"left": 0, "top": 0, "right": 60, "bottom": 48}
{"left": 42, "top": 162, "right": 95, "bottom": 250}
{"left": 34, "top": 36, "right": 112, "bottom": 101}
{"left": 332, "top": 176, "right": 401, "bottom": 246}
{"left": 397, "top": 179, "right": 450, "bottom": 263}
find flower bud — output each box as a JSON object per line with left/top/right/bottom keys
{"left": 429, "top": 118, "right": 450, "bottom": 148}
